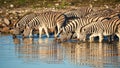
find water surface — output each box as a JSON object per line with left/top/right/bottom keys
{"left": 0, "top": 34, "right": 120, "bottom": 68}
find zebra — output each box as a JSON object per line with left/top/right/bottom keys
{"left": 23, "top": 11, "right": 66, "bottom": 38}
{"left": 85, "top": 9, "right": 120, "bottom": 41}
{"left": 59, "top": 14, "right": 109, "bottom": 41}
{"left": 11, "top": 12, "right": 40, "bottom": 35}
{"left": 64, "top": 7, "right": 93, "bottom": 19}
{"left": 85, "top": 8, "right": 120, "bottom": 41}
{"left": 58, "top": 8, "right": 112, "bottom": 41}
{"left": 86, "top": 8, "right": 114, "bottom": 17}
{"left": 79, "top": 18, "right": 120, "bottom": 42}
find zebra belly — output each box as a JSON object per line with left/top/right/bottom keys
{"left": 103, "top": 32, "right": 113, "bottom": 36}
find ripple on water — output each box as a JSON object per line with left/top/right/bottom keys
{"left": 0, "top": 34, "right": 120, "bottom": 68}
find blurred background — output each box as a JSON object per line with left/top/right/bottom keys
{"left": 0, "top": 0, "right": 120, "bottom": 34}
{"left": 0, "top": 0, "right": 120, "bottom": 9}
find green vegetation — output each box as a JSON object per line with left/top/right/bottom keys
{"left": 0, "top": 0, "right": 120, "bottom": 9}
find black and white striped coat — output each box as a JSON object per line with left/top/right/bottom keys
{"left": 64, "top": 7, "right": 93, "bottom": 19}
{"left": 23, "top": 11, "right": 66, "bottom": 38}
{"left": 11, "top": 13, "right": 39, "bottom": 35}
{"left": 59, "top": 14, "right": 109, "bottom": 40}
{"left": 80, "top": 18, "right": 120, "bottom": 42}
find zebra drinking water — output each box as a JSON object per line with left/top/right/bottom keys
{"left": 23, "top": 11, "right": 66, "bottom": 38}
{"left": 79, "top": 18, "right": 120, "bottom": 42}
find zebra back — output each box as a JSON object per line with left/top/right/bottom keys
{"left": 64, "top": 7, "right": 93, "bottom": 19}
{"left": 81, "top": 18, "right": 120, "bottom": 35}
{"left": 86, "top": 8, "right": 114, "bottom": 18}
{"left": 14, "top": 13, "right": 39, "bottom": 30}
{"left": 26, "top": 16, "right": 42, "bottom": 29}
{"left": 62, "top": 15, "right": 107, "bottom": 33}
{"left": 23, "top": 11, "right": 66, "bottom": 37}
{"left": 60, "top": 13, "right": 112, "bottom": 41}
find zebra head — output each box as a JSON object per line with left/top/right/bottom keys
{"left": 10, "top": 27, "right": 22, "bottom": 35}
{"left": 59, "top": 32, "right": 73, "bottom": 42}
{"left": 81, "top": 25, "right": 92, "bottom": 36}
{"left": 79, "top": 33, "right": 87, "bottom": 42}
{"left": 59, "top": 27, "right": 74, "bottom": 42}
{"left": 22, "top": 26, "right": 32, "bottom": 37}
{"left": 10, "top": 20, "right": 25, "bottom": 35}
{"left": 79, "top": 26, "right": 90, "bottom": 41}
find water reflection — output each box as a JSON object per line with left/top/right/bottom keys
{"left": 12, "top": 37, "right": 120, "bottom": 68}
{"left": 13, "top": 37, "right": 21, "bottom": 45}
{"left": 61, "top": 42, "right": 120, "bottom": 68}
{"left": 14, "top": 37, "right": 64, "bottom": 64}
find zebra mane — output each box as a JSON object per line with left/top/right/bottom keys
{"left": 14, "top": 12, "right": 37, "bottom": 27}
{"left": 17, "top": 12, "right": 34, "bottom": 20}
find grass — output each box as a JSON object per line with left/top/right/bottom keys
{"left": 0, "top": 0, "right": 120, "bottom": 9}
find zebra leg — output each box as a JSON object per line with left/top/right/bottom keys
{"left": 29, "top": 29, "right": 33, "bottom": 38}
{"left": 75, "top": 29, "right": 81, "bottom": 40}
{"left": 108, "top": 35, "right": 114, "bottom": 42}
{"left": 107, "top": 36, "right": 111, "bottom": 42}
{"left": 54, "top": 30, "right": 57, "bottom": 38}
{"left": 116, "top": 32, "right": 120, "bottom": 42}
{"left": 39, "top": 27, "right": 43, "bottom": 38}
{"left": 99, "top": 34, "right": 103, "bottom": 43}
{"left": 55, "top": 24, "right": 60, "bottom": 38}
{"left": 76, "top": 33, "right": 80, "bottom": 40}
{"left": 44, "top": 27, "right": 49, "bottom": 38}
{"left": 111, "top": 35, "right": 114, "bottom": 41}
{"left": 89, "top": 34, "right": 95, "bottom": 42}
